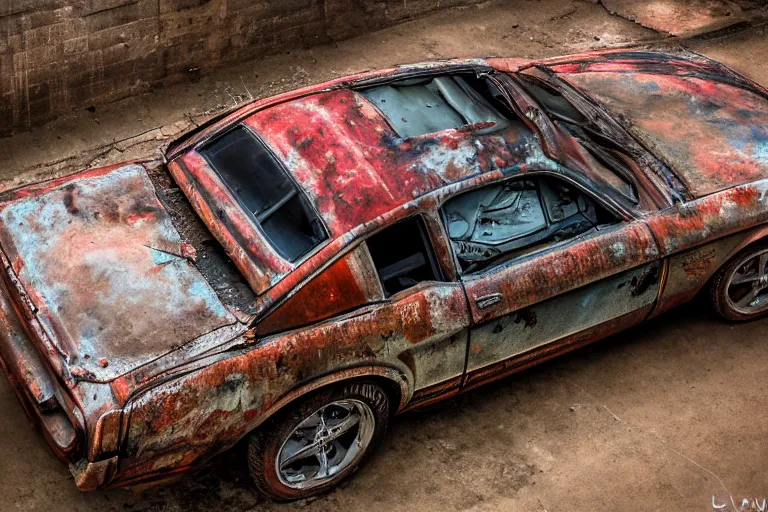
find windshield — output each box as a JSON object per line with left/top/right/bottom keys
{"left": 558, "top": 69, "right": 768, "bottom": 198}
{"left": 199, "top": 126, "right": 328, "bottom": 262}
{"left": 518, "top": 75, "right": 639, "bottom": 203}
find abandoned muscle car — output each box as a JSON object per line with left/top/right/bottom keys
{"left": 1, "top": 48, "right": 768, "bottom": 500}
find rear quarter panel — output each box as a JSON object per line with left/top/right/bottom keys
{"left": 115, "top": 282, "right": 468, "bottom": 485}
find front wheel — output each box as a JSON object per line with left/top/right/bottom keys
{"left": 711, "top": 243, "right": 768, "bottom": 321}
{"left": 247, "top": 381, "right": 389, "bottom": 501}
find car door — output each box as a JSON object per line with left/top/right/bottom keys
{"left": 361, "top": 213, "right": 471, "bottom": 406}
{"left": 442, "top": 174, "right": 663, "bottom": 388}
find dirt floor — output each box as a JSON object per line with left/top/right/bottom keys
{"left": 1, "top": 1, "right": 768, "bottom": 510}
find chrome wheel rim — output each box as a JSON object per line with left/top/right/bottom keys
{"left": 726, "top": 249, "right": 768, "bottom": 314}
{"left": 275, "top": 399, "right": 375, "bottom": 490}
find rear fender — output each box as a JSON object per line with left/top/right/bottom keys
{"left": 112, "top": 349, "right": 411, "bottom": 488}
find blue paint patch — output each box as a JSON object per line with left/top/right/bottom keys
{"left": 0, "top": 164, "right": 236, "bottom": 381}
{"left": 150, "top": 248, "right": 178, "bottom": 265}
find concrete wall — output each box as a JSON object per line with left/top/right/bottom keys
{"left": 0, "top": 0, "right": 482, "bottom": 136}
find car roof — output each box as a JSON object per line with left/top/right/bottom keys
{"left": 242, "top": 88, "right": 541, "bottom": 237}
{"left": 165, "top": 59, "right": 496, "bottom": 160}
{"left": 169, "top": 49, "right": 767, "bottom": 307}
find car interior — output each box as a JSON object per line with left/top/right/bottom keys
{"left": 365, "top": 216, "right": 442, "bottom": 296}
{"left": 443, "top": 176, "right": 616, "bottom": 273}
{"left": 363, "top": 175, "right": 617, "bottom": 293}
{"left": 360, "top": 73, "right": 520, "bottom": 137}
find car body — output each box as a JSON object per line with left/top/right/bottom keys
{"left": 1, "top": 47, "right": 768, "bottom": 494}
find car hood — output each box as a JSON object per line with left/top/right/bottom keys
{"left": 547, "top": 51, "right": 768, "bottom": 197}
{"left": 0, "top": 163, "right": 237, "bottom": 382}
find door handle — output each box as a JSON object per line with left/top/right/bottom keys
{"left": 474, "top": 293, "right": 503, "bottom": 309}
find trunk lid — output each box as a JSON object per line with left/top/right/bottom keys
{"left": 0, "top": 163, "right": 236, "bottom": 382}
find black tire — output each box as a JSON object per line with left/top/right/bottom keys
{"left": 711, "top": 241, "right": 768, "bottom": 321}
{"left": 247, "top": 380, "right": 389, "bottom": 501}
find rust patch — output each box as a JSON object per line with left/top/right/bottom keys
{"left": 513, "top": 309, "right": 538, "bottom": 329}
{"left": 681, "top": 248, "right": 717, "bottom": 279}
{"left": 630, "top": 265, "right": 659, "bottom": 297}
{"left": 558, "top": 68, "right": 768, "bottom": 198}
{"left": 244, "top": 89, "right": 539, "bottom": 237}
{"left": 0, "top": 164, "right": 236, "bottom": 382}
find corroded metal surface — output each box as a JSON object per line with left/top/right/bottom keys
{"left": 466, "top": 262, "right": 660, "bottom": 373}
{"left": 173, "top": 88, "right": 542, "bottom": 304}
{"left": 0, "top": 164, "right": 236, "bottom": 382}
{"left": 0, "top": 276, "right": 79, "bottom": 460}
{"left": 3, "top": 50, "right": 768, "bottom": 493}
{"left": 463, "top": 305, "right": 654, "bottom": 390}
{"left": 648, "top": 181, "right": 768, "bottom": 255}
{"left": 461, "top": 220, "right": 660, "bottom": 377}
{"left": 553, "top": 59, "right": 768, "bottom": 197}
{"left": 165, "top": 59, "right": 494, "bottom": 160}
{"left": 462, "top": 221, "right": 659, "bottom": 324}
{"left": 118, "top": 282, "right": 468, "bottom": 484}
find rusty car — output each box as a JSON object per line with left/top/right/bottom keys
{"left": 1, "top": 47, "right": 768, "bottom": 500}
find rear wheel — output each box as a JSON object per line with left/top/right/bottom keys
{"left": 711, "top": 243, "right": 768, "bottom": 321}
{"left": 247, "top": 381, "right": 389, "bottom": 501}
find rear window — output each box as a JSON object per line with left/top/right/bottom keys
{"left": 199, "top": 126, "right": 328, "bottom": 262}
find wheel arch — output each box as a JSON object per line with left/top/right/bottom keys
{"left": 652, "top": 224, "right": 768, "bottom": 318}
{"left": 719, "top": 225, "right": 768, "bottom": 269}
{"left": 698, "top": 225, "right": 768, "bottom": 297}
{"left": 707, "top": 229, "right": 768, "bottom": 321}
{"left": 112, "top": 364, "right": 412, "bottom": 489}
{"left": 251, "top": 365, "right": 412, "bottom": 432}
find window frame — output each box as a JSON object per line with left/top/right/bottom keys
{"left": 363, "top": 213, "right": 446, "bottom": 297}
{"left": 198, "top": 123, "right": 331, "bottom": 264}
{"left": 513, "top": 68, "right": 683, "bottom": 209}
{"left": 486, "top": 71, "right": 658, "bottom": 219}
{"left": 437, "top": 171, "right": 624, "bottom": 277}
{"left": 515, "top": 72, "right": 642, "bottom": 205}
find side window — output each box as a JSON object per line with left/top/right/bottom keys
{"left": 443, "top": 177, "right": 616, "bottom": 273}
{"left": 366, "top": 216, "right": 442, "bottom": 296}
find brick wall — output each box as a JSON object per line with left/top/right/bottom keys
{"left": 0, "top": 0, "right": 482, "bottom": 136}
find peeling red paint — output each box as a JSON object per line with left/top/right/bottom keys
{"left": 2, "top": 50, "right": 768, "bottom": 494}
{"left": 554, "top": 62, "right": 768, "bottom": 197}
{"left": 245, "top": 89, "right": 537, "bottom": 237}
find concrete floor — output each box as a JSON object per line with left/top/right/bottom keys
{"left": 1, "top": 1, "right": 767, "bottom": 510}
